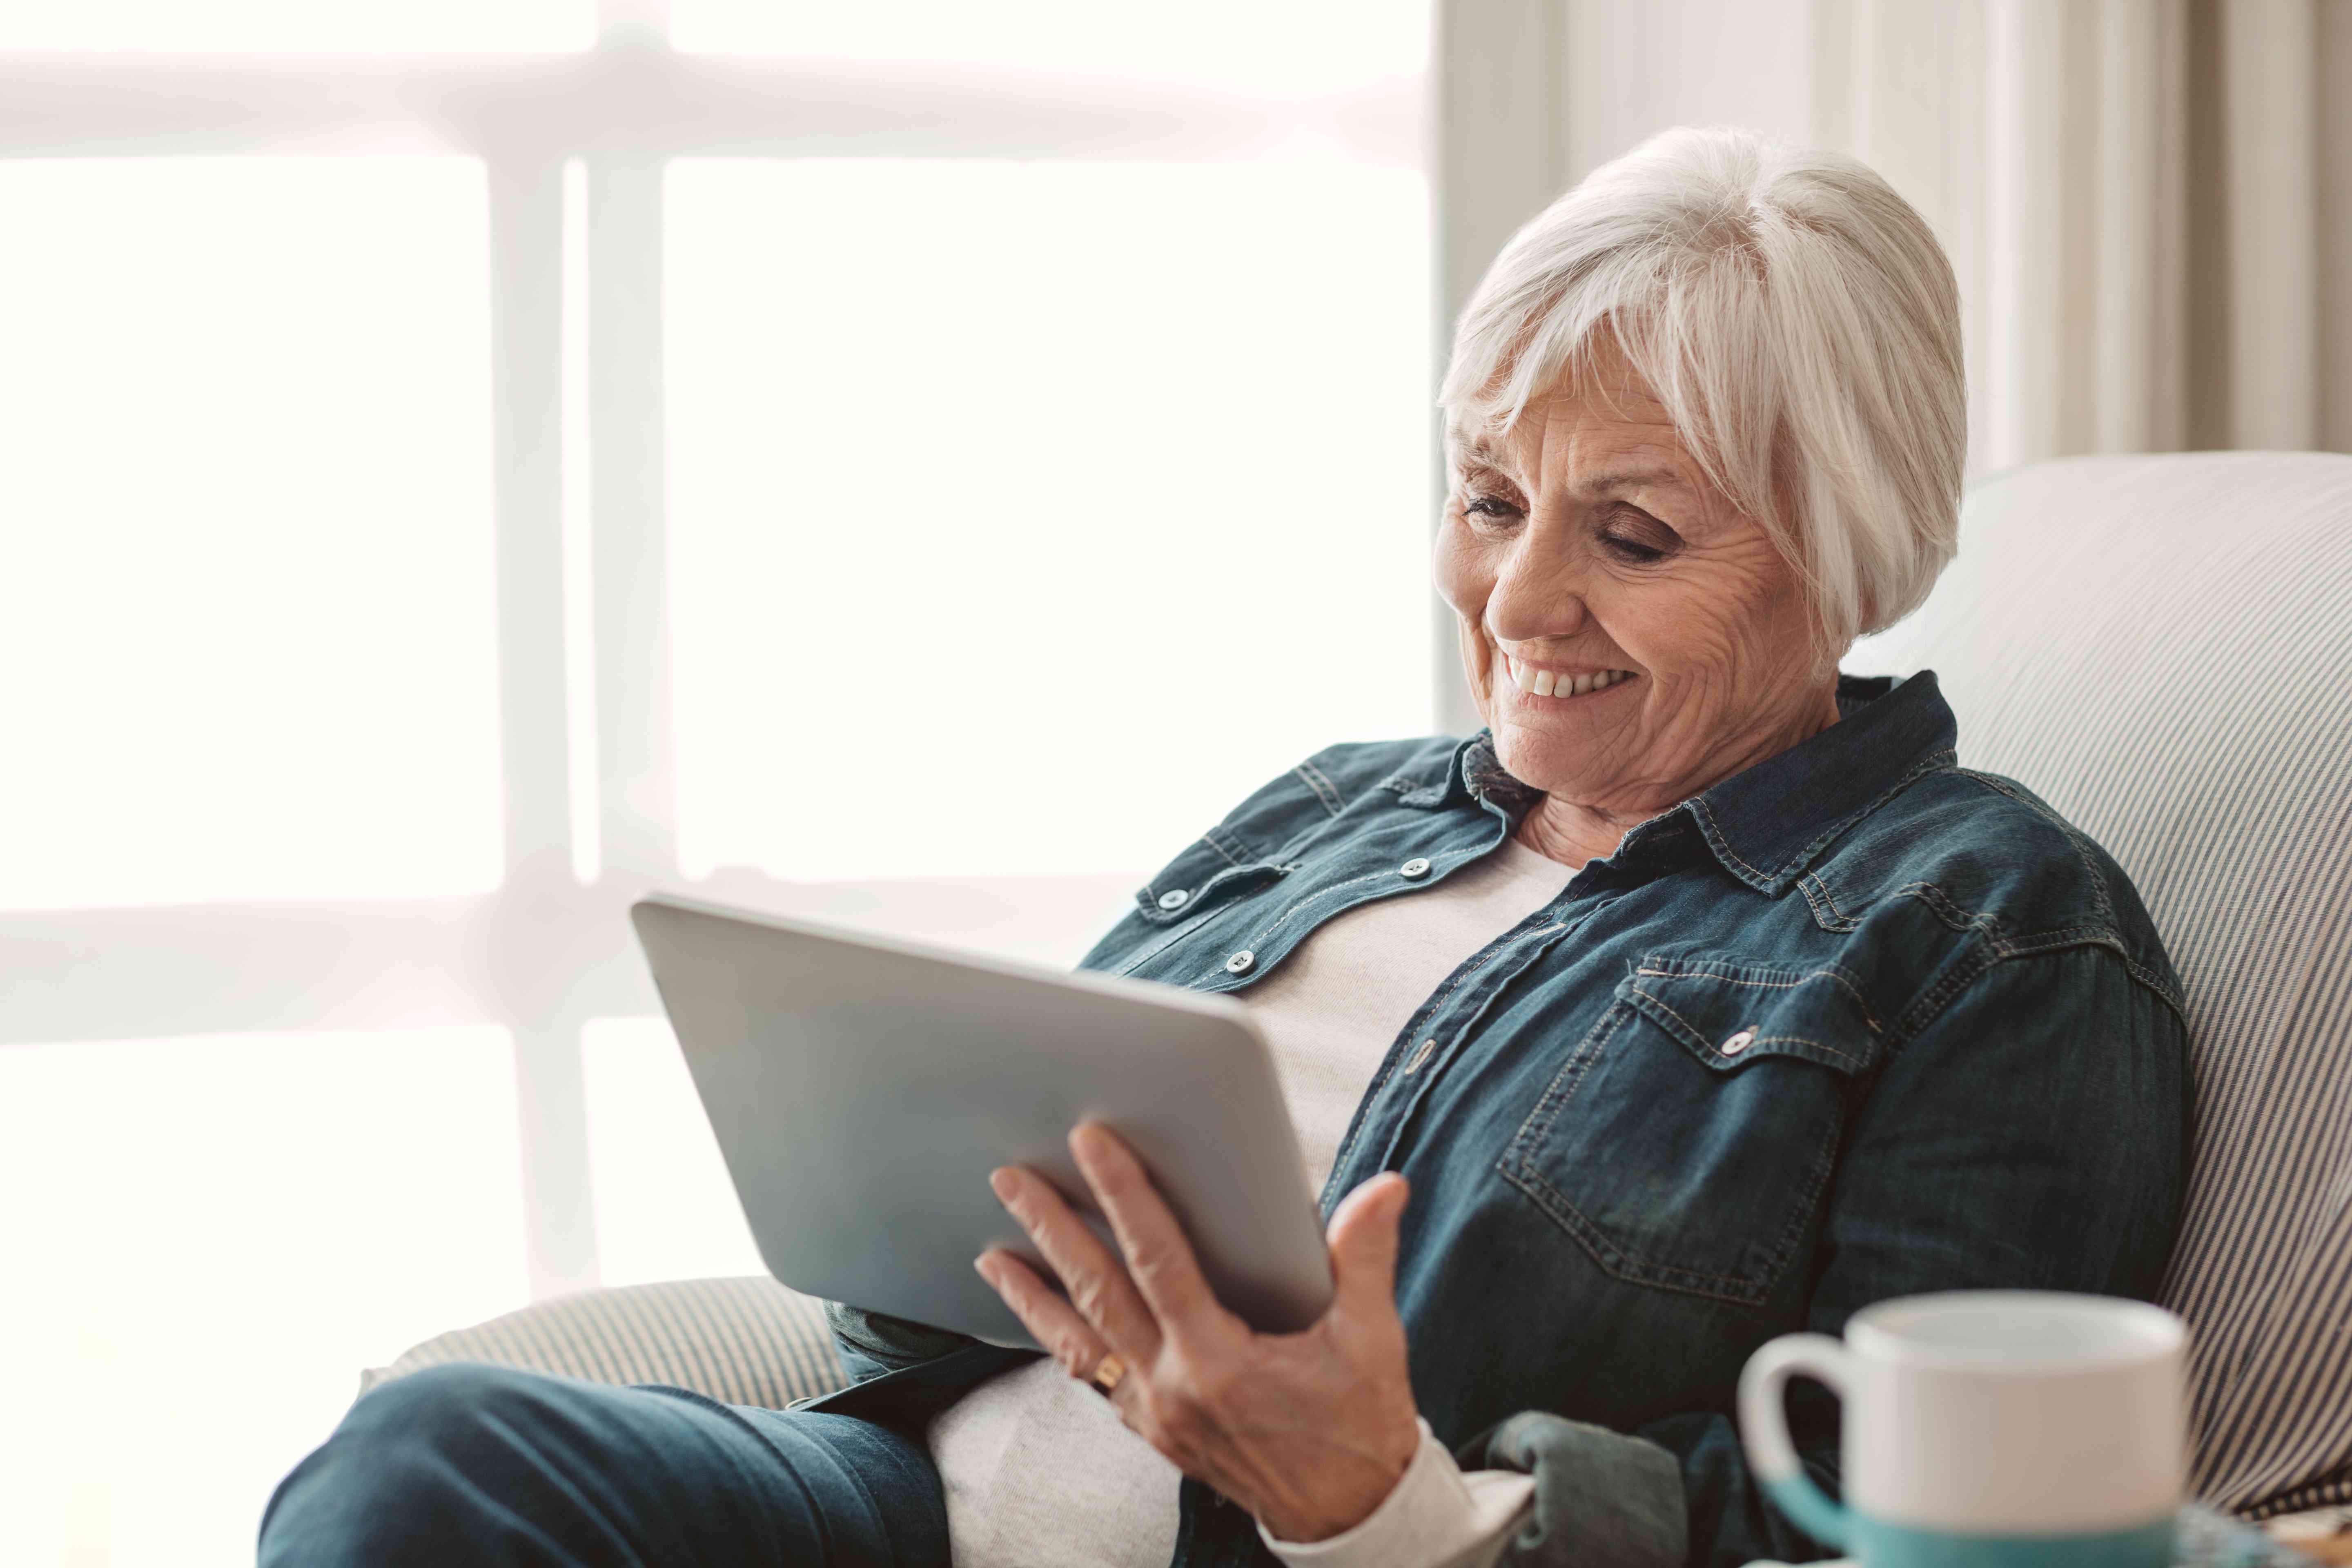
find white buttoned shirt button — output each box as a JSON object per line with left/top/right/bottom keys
{"left": 1223, "top": 950, "right": 1256, "bottom": 975}
{"left": 1399, "top": 857, "right": 1432, "bottom": 880}
{"left": 1403, "top": 1038, "right": 1437, "bottom": 1074}
{"left": 1721, "top": 1027, "right": 1757, "bottom": 1056}
{"left": 1156, "top": 889, "right": 1190, "bottom": 911}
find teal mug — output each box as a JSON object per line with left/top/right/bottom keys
{"left": 1738, "top": 1291, "right": 2187, "bottom": 1568}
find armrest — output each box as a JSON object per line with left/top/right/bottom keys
{"left": 360, "top": 1276, "right": 849, "bottom": 1410}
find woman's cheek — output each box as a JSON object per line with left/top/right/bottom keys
{"left": 1432, "top": 527, "right": 1499, "bottom": 719}
{"left": 1456, "top": 621, "right": 1497, "bottom": 728}
{"left": 1430, "top": 522, "right": 1493, "bottom": 628}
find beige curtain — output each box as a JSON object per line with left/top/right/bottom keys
{"left": 1432, "top": 0, "right": 2352, "bottom": 727}
{"left": 1436, "top": 0, "right": 2352, "bottom": 466}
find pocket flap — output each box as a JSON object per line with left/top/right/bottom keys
{"left": 1132, "top": 831, "right": 1286, "bottom": 925}
{"left": 1619, "top": 954, "right": 1881, "bottom": 1075}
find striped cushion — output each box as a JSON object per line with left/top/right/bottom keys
{"left": 366, "top": 1276, "right": 847, "bottom": 1409}
{"left": 1851, "top": 452, "right": 2352, "bottom": 1518}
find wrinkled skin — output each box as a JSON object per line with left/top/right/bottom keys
{"left": 980, "top": 349, "right": 1844, "bottom": 1542}
{"left": 1437, "top": 345, "right": 1842, "bottom": 866}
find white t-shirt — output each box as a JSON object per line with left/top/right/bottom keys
{"left": 926, "top": 836, "right": 1575, "bottom": 1568}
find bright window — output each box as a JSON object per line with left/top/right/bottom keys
{"left": 0, "top": 10, "right": 1431, "bottom": 1565}
{"left": 670, "top": 0, "right": 1428, "bottom": 95}
{"left": 0, "top": 1029, "right": 527, "bottom": 1564}
{"left": 583, "top": 1016, "right": 764, "bottom": 1286}
{"left": 0, "top": 157, "right": 503, "bottom": 910}
{"left": 666, "top": 156, "right": 1432, "bottom": 882}
{"left": 0, "top": 0, "right": 593, "bottom": 51}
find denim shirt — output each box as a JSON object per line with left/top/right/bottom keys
{"left": 813, "top": 671, "right": 2189, "bottom": 1568}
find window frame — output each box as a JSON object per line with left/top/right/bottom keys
{"left": 0, "top": 1, "right": 1429, "bottom": 1301}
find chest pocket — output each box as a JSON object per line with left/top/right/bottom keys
{"left": 1496, "top": 953, "right": 1883, "bottom": 1307}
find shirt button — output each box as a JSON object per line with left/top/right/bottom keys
{"left": 1721, "top": 1027, "right": 1756, "bottom": 1056}
{"left": 1156, "top": 889, "right": 1190, "bottom": 910}
{"left": 1223, "top": 950, "right": 1256, "bottom": 975}
{"left": 1399, "top": 858, "right": 1432, "bottom": 880}
{"left": 1403, "top": 1038, "right": 1437, "bottom": 1074}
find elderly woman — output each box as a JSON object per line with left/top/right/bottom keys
{"left": 261, "top": 127, "right": 2185, "bottom": 1568}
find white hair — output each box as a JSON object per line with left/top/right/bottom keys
{"left": 1440, "top": 125, "right": 1966, "bottom": 651}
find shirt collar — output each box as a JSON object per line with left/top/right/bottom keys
{"left": 1405, "top": 672, "right": 1959, "bottom": 896}
{"left": 1388, "top": 731, "right": 1541, "bottom": 814}
{"left": 1677, "top": 671, "right": 1959, "bottom": 894}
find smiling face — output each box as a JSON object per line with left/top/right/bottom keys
{"left": 1435, "top": 348, "right": 1840, "bottom": 837}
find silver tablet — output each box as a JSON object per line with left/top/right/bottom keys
{"left": 630, "top": 893, "right": 1334, "bottom": 1351}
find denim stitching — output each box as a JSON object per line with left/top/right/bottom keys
{"left": 1501, "top": 1001, "right": 1630, "bottom": 1166}
{"left": 1892, "top": 931, "right": 2183, "bottom": 1042}
{"left": 1199, "top": 868, "right": 1419, "bottom": 984}
{"left": 1626, "top": 983, "right": 1870, "bottom": 1070}
{"left": 1952, "top": 769, "right": 2119, "bottom": 928}
{"left": 1889, "top": 933, "right": 2186, "bottom": 1050}
{"left": 1293, "top": 760, "right": 1346, "bottom": 818}
{"left": 1430, "top": 921, "right": 1564, "bottom": 1013}
{"left": 1692, "top": 746, "right": 1958, "bottom": 891}
{"left": 1496, "top": 975, "right": 1861, "bottom": 1302}
{"left": 1109, "top": 894, "right": 1253, "bottom": 977}
{"left": 1992, "top": 929, "right": 2182, "bottom": 1012}
{"left": 1633, "top": 960, "right": 1882, "bottom": 1035}
{"left": 1900, "top": 880, "right": 2002, "bottom": 936}
{"left": 1320, "top": 924, "right": 1563, "bottom": 1211}
{"left": 1376, "top": 771, "right": 1443, "bottom": 796}
{"left": 1624, "top": 985, "right": 1713, "bottom": 1049}
{"left": 1243, "top": 864, "right": 1437, "bottom": 949}
{"left": 1744, "top": 1033, "right": 1868, "bottom": 1069}
{"left": 1798, "top": 873, "right": 1861, "bottom": 933}
{"left": 1500, "top": 1014, "right": 1851, "bottom": 1304}
{"left": 1894, "top": 948, "right": 1999, "bottom": 1042}
{"left": 1772, "top": 748, "right": 1959, "bottom": 883}
{"left": 1200, "top": 825, "right": 1254, "bottom": 869}
{"left": 1687, "top": 796, "right": 1772, "bottom": 885}
{"left": 1766, "top": 1099, "right": 1849, "bottom": 1279}
{"left": 1499, "top": 1163, "right": 1773, "bottom": 1302}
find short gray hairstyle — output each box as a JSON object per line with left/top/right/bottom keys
{"left": 1440, "top": 125, "right": 1966, "bottom": 650}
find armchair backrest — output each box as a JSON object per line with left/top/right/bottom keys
{"left": 1851, "top": 451, "right": 2352, "bottom": 1518}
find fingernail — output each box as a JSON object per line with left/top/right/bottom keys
{"left": 988, "top": 1167, "right": 1016, "bottom": 1200}
{"left": 972, "top": 1254, "right": 995, "bottom": 1283}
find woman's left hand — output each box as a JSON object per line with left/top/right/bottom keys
{"left": 976, "top": 1123, "right": 1423, "bottom": 1544}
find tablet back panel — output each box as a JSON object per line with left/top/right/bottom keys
{"left": 630, "top": 894, "right": 1333, "bottom": 1349}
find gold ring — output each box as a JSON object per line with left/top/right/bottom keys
{"left": 1089, "top": 1352, "right": 1127, "bottom": 1397}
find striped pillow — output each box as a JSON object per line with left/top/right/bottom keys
{"left": 1850, "top": 451, "right": 2352, "bottom": 1518}
{"left": 365, "top": 1276, "right": 847, "bottom": 1409}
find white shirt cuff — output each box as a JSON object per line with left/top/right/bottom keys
{"left": 1258, "top": 1419, "right": 1538, "bottom": 1568}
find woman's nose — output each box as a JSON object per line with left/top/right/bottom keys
{"left": 1485, "top": 535, "right": 1592, "bottom": 645}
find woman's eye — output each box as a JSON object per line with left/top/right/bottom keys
{"left": 1465, "top": 494, "right": 1521, "bottom": 522}
{"left": 1599, "top": 508, "right": 1678, "bottom": 563}
{"left": 1602, "top": 534, "right": 1668, "bottom": 564}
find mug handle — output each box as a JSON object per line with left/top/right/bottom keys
{"left": 1737, "top": 1332, "right": 1855, "bottom": 1552}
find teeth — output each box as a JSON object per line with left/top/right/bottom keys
{"left": 1498, "top": 649, "right": 1637, "bottom": 697}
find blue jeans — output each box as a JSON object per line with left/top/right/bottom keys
{"left": 258, "top": 1363, "right": 949, "bottom": 1567}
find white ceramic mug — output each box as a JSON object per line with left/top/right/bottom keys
{"left": 1738, "top": 1291, "right": 2187, "bottom": 1568}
